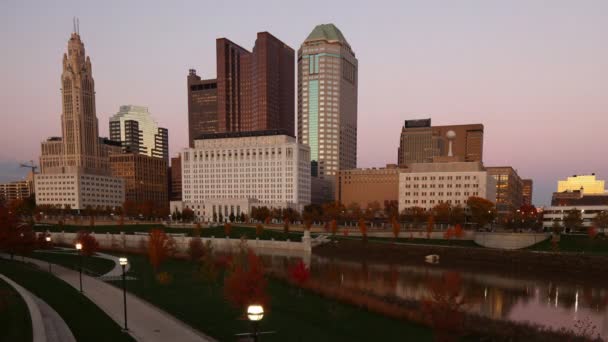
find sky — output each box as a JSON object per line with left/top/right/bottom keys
{"left": 1, "top": 0, "right": 607, "bottom": 205}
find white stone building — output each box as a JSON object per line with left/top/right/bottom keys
{"left": 35, "top": 172, "right": 124, "bottom": 210}
{"left": 542, "top": 205, "right": 608, "bottom": 231}
{"left": 181, "top": 131, "right": 311, "bottom": 221}
{"left": 398, "top": 162, "right": 496, "bottom": 212}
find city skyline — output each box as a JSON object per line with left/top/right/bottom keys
{"left": 1, "top": 0, "right": 608, "bottom": 205}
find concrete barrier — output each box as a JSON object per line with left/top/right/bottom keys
{"left": 474, "top": 232, "right": 549, "bottom": 250}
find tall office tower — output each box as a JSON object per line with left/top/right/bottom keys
{"left": 109, "top": 105, "right": 169, "bottom": 162}
{"left": 215, "top": 32, "right": 295, "bottom": 134}
{"left": 397, "top": 119, "right": 484, "bottom": 165}
{"left": 298, "top": 24, "right": 358, "bottom": 179}
{"left": 36, "top": 28, "right": 124, "bottom": 210}
{"left": 522, "top": 179, "right": 533, "bottom": 205}
{"left": 486, "top": 166, "right": 524, "bottom": 215}
{"left": 187, "top": 70, "right": 217, "bottom": 147}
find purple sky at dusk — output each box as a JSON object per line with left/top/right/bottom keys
{"left": 1, "top": 0, "right": 607, "bottom": 205}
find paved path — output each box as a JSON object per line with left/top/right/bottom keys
{"left": 49, "top": 247, "right": 131, "bottom": 278}
{"left": 10, "top": 256, "right": 215, "bottom": 342}
{"left": 1, "top": 273, "right": 76, "bottom": 342}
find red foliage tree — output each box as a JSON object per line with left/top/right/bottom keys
{"left": 588, "top": 226, "right": 598, "bottom": 240}
{"left": 423, "top": 272, "right": 465, "bottom": 341}
{"left": 426, "top": 216, "right": 435, "bottom": 239}
{"left": 147, "top": 229, "right": 175, "bottom": 272}
{"left": 443, "top": 227, "right": 454, "bottom": 241}
{"left": 453, "top": 224, "right": 464, "bottom": 239}
{"left": 330, "top": 219, "right": 338, "bottom": 237}
{"left": 358, "top": 218, "right": 367, "bottom": 243}
{"left": 289, "top": 259, "right": 310, "bottom": 287}
{"left": 75, "top": 231, "right": 99, "bottom": 257}
{"left": 224, "top": 249, "right": 268, "bottom": 310}
{"left": 391, "top": 217, "right": 401, "bottom": 241}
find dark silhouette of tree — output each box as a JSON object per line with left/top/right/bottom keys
{"left": 75, "top": 231, "right": 99, "bottom": 257}
{"left": 466, "top": 197, "right": 495, "bottom": 228}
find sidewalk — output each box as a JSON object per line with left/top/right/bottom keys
{"left": 19, "top": 256, "right": 215, "bottom": 342}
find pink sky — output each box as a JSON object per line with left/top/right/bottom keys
{"left": 1, "top": 0, "right": 607, "bottom": 205}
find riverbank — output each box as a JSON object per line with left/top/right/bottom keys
{"left": 314, "top": 239, "right": 608, "bottom": 285}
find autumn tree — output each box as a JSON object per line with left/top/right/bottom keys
{"left": 443, "top": 227, "right": 454, "bottom": 241}
{"left": 391, "top": 217, "right": 401, "bottom": 241}
{"left": 182, "top": 207, "right": 195, "bottom": 222}
{"left": 224, "top": 249, "right": 267, "bottom": 310}
{"left": 147, "top": 229, "right": 175, "bottom": 272}
{"left": 453, "top": 224, "right": 464, "bottom": 239}
{"left": 188, "top": 236, "right": 205, "bottom": 262}
{"left": 466, "top": 197, "right": 495, "bottom": 228}
{"left": 330, "top": 219, "right": 338, "bottom": 238}
{"left": 75, "top": 231, "right": 99, "bottom": 256}
{"left": 283, "top": 218, "right": 290, "bottom": 234}
{"left": 255, "top": 224, "right": 263, "bottom": 238}
{"left": 433, "top": 203, "right": 452, "bottom": 224}
{"left": 358, "top": 218, "right": 367, "bottom": 243}
{"left": 423, "top": 272, "right": 466, "bottom": 341}
{"left": 289, "top": 259, "right": 310, "bottom": 295}
{"left": 197, "top": 241, "right": 218, "bottom": 293}
{"left": 426, "top": 215, "right": 435, "bottom": 239}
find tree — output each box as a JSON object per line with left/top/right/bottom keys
{"left": 432, "top": 203, "right": 452, "bottom": 224}
{"left": 453, "top": 224, "right": 464, "bottom": 239}
{"left": 422, "top": 272, "right": 465, "bottom": 341}
{"left": 224, "top": 222, "right": 232, "bottom": 237}
{"left": 123, "top": 200, "right": 138, "bottom": 218}
{"left": 444, "top": 227, "right": 454, "bottom": 241}
{"left": 188, "top": 236, "right": 205, "bottom": 262}
{"left": 197, "top": 241, "right": 218, "bottom": 293}
{"left": 426, "top": 216, "right": 435, "bottom": 239}
{"left": 391, "top": 217, "right": 401, "bottom": 241}
{"left": 466, "top": 197, "right": 495, "bottom": 228}
{"left": 218, "top": 212, "right": 224, "bottom": 223}
{"left": 75, "top": 231, "right": 99, "bottom": 257}
{"left": 239, "top": 212, "right": 246, "bottom": 223}
{"left": 358, "top": 218, "right": 367, "bottom": 243}
{"left": 329, "top": 219, "right": 338, "bottom": 238}
{"left": 383, "top": 200, "right": 399, "bottom": 220}
{"left": 255, "top": 224, "right": 263, "bottom": 238}
{"left": 224, "top": 249, "right": 267, "bottom": 310}
{"left": 229, "top": 212, "right": 236, "bottom": 223}
{"left": 289, "top": 260, "right": 310, "bottom": 295}
{"left": 592, "top": 211, "right": 608, "bottom": 232}
{"left": 449, "top": 205, "right": 466, "bottom": 226}
{"left": 563, "top": 209, "right": 583, "bottom": 232}
{"left": 182, "top": 208, "right": 195, "bottom": 222}
{"left": 587, "top": 226, "right": 598, "bottom": 240}
{"left": 147, "top": 229, "right": 175, "bottom": 272}
{"left": 283, "top": 218, "right": 290, "bottom": 234}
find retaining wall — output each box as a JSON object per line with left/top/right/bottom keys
{"left": 474, "top": 232, "right": 549, "bottom": 249}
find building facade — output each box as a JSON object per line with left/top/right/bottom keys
{"left": 0, "top": 172, "right": 35, "bottom": 202}
{"left": 398, "top": 162, "right": 496, "bottom": 212}
{"left": 522, "top": 179, "right": 533, "bottom": 205}
{"left": 557, "top": 174, "right": 605, "bottom": 195}
{"left": 336, "top": 164, "right": 406, "bottom": 209}
{"left": 298, "top": 23, "right": 358, "bottom": 179}
{"left": 109, "top": 105, "right": 169, "bottom": 162}
{"left": 170, "top": 154, "right": 182, "bottom": 201}
{"left": 35, "top": 30, "right": 124, "bottom": 210}
{"left": 187, "top": 70, "right": 218, "bottom": 147}
{"left": 486, "top": 167, "right": 524, "bottom": 215}
{"left": 109, "top": 153, "right": 168, "bottom": 210}
{"left": 542, "top": 205, "right": 608, "bottom": 230}
{"left": 397, "top": 119, "right": 484, "bottom": 165}
{"left": 181, "top": 130, "right": 311, "bottom": 221}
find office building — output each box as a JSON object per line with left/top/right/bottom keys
{"left": 35, "top": 29, "right": 124, "bottom": 210}
{"left": 170, "top": 154, "right": 182, "bottom": 201}
{"left": 557, "top": 174, "right": 605, "bottom": 195}
{"left": 522, "top": 179, "right": 533, "bottom": 205}
{"left": 298, "top": 23, "right": 358, "bottom": 179}
{"left": 0, "top": 172, "right": 35, "bottom": 202}
{"left": 109, "top": 153, "right": 168, "bottom": 210}
{"left": 187, "top": 70, "right": 218, "bottom": 147}
{"left": 486, "top": 167, "right": 524, "bottom": 215}
{"left": 542, "top": 206, "right": 608, "bottom": 230}
{"left": 181, "top": 130, "right": 310, "bottom": 221}
{"left": 109, "top": 105, "right": 169, "bottom": 162}
{"left": 336, "top": 164, "right": 406, "bottom": 209}
{"left": 398, "top": 162, "right": 496, "bottom": 212}
{"left": 397, "top": 119, "right": 484, "bottom": 165}
{"left": 188, "top": 32, "right": 294, "bottom": 144}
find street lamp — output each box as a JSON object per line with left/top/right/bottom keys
{"left": 119, "top": 257, "right": 129, "bottom": 331}
{"left": 45, "top": 236, "right": 52, "bottom": 273}
{"left": 247, "top": 304, "right": 264, "bottom": 342}
{"left": 75, "top": 242, "right": 83, "bottom": 293}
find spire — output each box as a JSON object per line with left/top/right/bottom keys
{"left": 72, "top": 17, "right": 80, "bottom": 35}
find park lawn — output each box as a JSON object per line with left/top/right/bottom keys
{"left": 107, "top": 254, "right": 433, "bottom": 342}
{"left": 0, "top": 259, "right": 134, "bottom": 342}
{"left": 30, "top": 250, "right": 116, "bottom": 276}
{"left": 527, "top": 234, "right": 608, "bottom": 255}
{"left": 35, "top": 223, "right": 307, "bottom": 241}
{"left": 0, "top": 277, "right": 32, "bottom": 342}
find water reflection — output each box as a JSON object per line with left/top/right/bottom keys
{"left": 259, "top": 252, "right": 608, "bottom": 339}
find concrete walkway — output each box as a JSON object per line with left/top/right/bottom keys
{"left": 36, "top": 248, "right": 131, "bottom": 280}
{"left": 0, "top": 274, "right": 76, "bottom": 342}
{"left": 11, "top": 256, "right": 215, "bottom": 342}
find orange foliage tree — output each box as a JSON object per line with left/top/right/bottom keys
{"left": 224, "top": 222, "right": 232, "bottom": 237}
{"left": 423, "top": 272, "right": 465, "bottom": 341}
{"left": 224, "top": 249, "right": 268, "bottom": 310}
{"left": 75, "top": 231, "right": 99, "bottom": 256}
{"left": 255, "top": 224, "right": 263, "bottom": 237}
{"left": 147, "top": 229, "right": 175, "bottom": 272}
{"left": 358, "top": 218, "right": 367, "bottom": 243}
{"left": 453, "top": 224, "right": 464, "bottom": 239}
{"left": 443, "top": 227, "right": 454, "bottom": 241}
{"left": 330, "top": 219, "right": 338, "bottom": 238}
{"left": 391, "top": 217, "right": 401, "bottom": 241}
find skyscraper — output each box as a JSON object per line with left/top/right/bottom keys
{"left": 298, "top": 24, "right": 358, "bottom": 179}
{"left": 188, "top": 32, "right": 294, "bottom": 143}
{"left": 187, "top": 70, "right": 217, "bottom": 147}
{"left": 36, "top": 29, "right": 124, "bottom": 210}
{"left": 397, "top": 119, "right": 484, "bottom": 165}
{"left": 109, "top": 105, "right": 169, "bottom": 162}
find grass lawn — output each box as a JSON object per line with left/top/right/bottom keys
{"left": 30, "top": 250, "right": 116, "bottom": 276}
{"left": 107, "top": 254, "right": 433, "bottom": 341}
{"left": 35, "top": 224, "right": 307, "bottom": 241}
{"left": 0, "top": 277, "right": 32, "bottom": 342}
{"left": 527, "top": 234, "right": 608, "bottom": 255}
{"left": 0, "top": 259, "right": 134, "bottom": 342}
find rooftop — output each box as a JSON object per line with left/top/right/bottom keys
{"left": 305, "top": 24, "right": 350, "bottom": 47}
{"left": 195, "top": 129, "right": 294, "bottom": 141}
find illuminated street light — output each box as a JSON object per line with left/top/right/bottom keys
{"left": 75, "top": 242, "right": 83, "bottom": 292}
{"left": 45, "top": 236, "right": 52, "bottom": 272}
{"left": 247, "top": 304, "right": 264, "bottom": 341}
{"left": 119, "top": 257, "right": 129, "bottom": 331}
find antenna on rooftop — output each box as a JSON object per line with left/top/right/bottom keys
{"left": 77, "top": 18, "right": 80, "bottom": 34}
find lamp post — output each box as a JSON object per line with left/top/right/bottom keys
{"left": 75, "top": 242, "right": 83, "bottom": 293}
{"left": 45, "top": 236, "right": 52, "bottom": 273}
{"left": 119, "top": 257, "right": 129, "bottom": 331}
{"left": 247, "top": 304, "right": 264, "bottom": 342}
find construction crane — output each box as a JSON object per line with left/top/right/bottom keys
{"left": 19, "top": 160, "right": 38, "bottom": 174}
